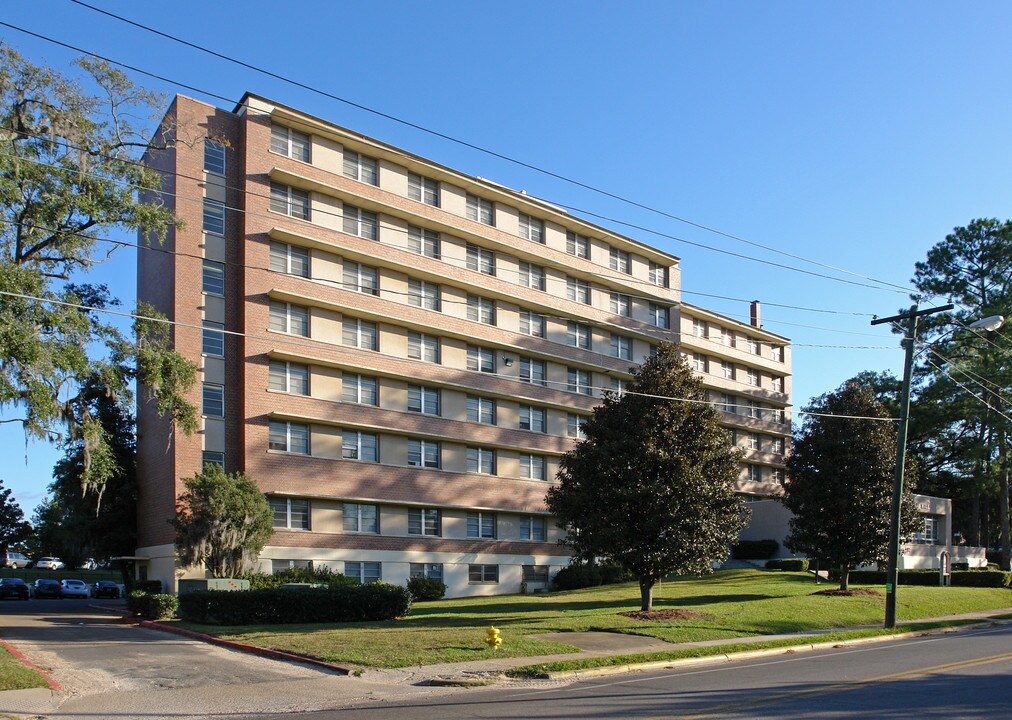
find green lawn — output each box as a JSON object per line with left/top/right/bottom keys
{"left": 0, "top": 644, "right": 49, "bottom": 692}
{"left": 179, "top": 570, "right": 1012, "bottom": 669}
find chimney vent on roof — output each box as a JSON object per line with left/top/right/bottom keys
{"left": 750, "top": 300, "right": 761, "bottom": 328}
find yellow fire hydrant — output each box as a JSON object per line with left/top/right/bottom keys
{"left": 484, "top": 625, "right": 502, "bottom": 651}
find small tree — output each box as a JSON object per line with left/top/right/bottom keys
{"left": 547, "top": 343, "right": 748, "bottom": 611}
{"left": 0, "top": 479, "right": 31, "bottom": 554}
{"left": 784, "top": 379, "right": 920, "bottom": 590}
{"left": 174, "top": 465, "right": 273, "bottom": 578}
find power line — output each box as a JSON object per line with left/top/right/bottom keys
{"left": 923, "top": 357, "right": 1012, "bottom": 425}
{"left": 4, "top": 15, "right": 914, "bottom": 298}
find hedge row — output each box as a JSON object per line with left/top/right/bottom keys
{"left": 552, "top": 563, "right": 632, "bottom": 590}
{"left": 406, "top": 576, "right": 446, "bottom": 601}
{"left": 765, "top": 559, "right": 810, "bottom": 571}
{"left": 831, "top": 569, "right": 1011, "bottom": 588}
{"left": 732, "top": 540, "right": 780, "bottom": 560}
{"left": 177, "top": 583, "right": 412, "bottom": 625}
{"left": 127, "top": 590, "right": 178, "bottom": 619}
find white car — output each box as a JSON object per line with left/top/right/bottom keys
{"left": 60, "top": 579, "right": 90, "bottom": 598}
{"left": 35, "top": 557, "right": 65, "bottom": 570}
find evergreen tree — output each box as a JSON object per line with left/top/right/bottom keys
{"left": 0, "top": 479, "right": 31, "bottom": 554}
{"left": 547, "top": 343, "right": 748, "bottom": 611}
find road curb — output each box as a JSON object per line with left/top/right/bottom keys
{"left": 0, "top": 638, "right": 61, "bottom": 690}
{"left": 137, "top": 620, "right": 352, "bottom": 675}
{"left": 539, "top": 623, "right": 992, "bottom": 680}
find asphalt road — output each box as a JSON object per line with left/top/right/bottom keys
{"left": 273, "top": 623, "right": 1012, "bottom": 720}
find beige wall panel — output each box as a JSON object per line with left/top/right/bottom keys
{"left": 442, "top": 510, "right": 466, "bottom": 539}
{"left": 203, "top": 417, "right": 225, "bottom": 451}
{"left": 312, "top": 193, "right": 343, "bottom": 233}
{"left": 381, "top": 434, "right": 407, "bottom": 466}
{"left": 383, "top": 325, "right": 408, "bottom": 358}
{"left": 543, "top": 221, "right": 567, "bottom": 254}
{"left": 442, "top": 338, "right": 467, "bottom": 369}
{"left": 443, "top": 390, "right": 467, "bottom": 422}
{"left": 498, "top": 303, "right": 521, "bottom": 333}
{"left": 547, "top": 409, "right": 567, "bottom": 437}
{"left": 442, "top": 285, "right": 468, "bottom": 321}
{"left": 546, "top": 458, "right": 561, "bottom": 483}
{"left": 544, "top": 268, "right": 567, "bottom": 299}
{"left": 497, "top": 452, "right": 520, "bottom": 480}
{"left": 311, "top": 307, "right": 343, "bottom": 344}
{"left": 380, "top": 505, "right": 407, "bottom": 536}
{"left": 203, "top": 356, "right": 225, "bottom": 385}
{"left": 312, "top": 424, "right": 343, "bottom": 460}
{"left": 312, "top": 365, "right": 343, "bottom": 402}
{"left": 311, "top": 249, "right": 342, "bottom": 284}
{"left": 545, "top": 319, "right": 567, "bottom": 345}
{"left": 382, "top": 268, "right": 410, "bottom": 305}
{"left": 311, "top": 499, "right": 343, "bottom": 533}
{"left": 495, "top": 203, "right": 519, "bottom": 237}
{"left": 547, "top": 362, "right": 568, "bottom": 389}
{"left": 203, "top": 233, "right": 226, "bottom": 261}
{"left": 633, "top": 339, "right": 654, "bottom": 364}
{"left": 379, "top": 160, "right": 408, "bottom": 196}
{"left": 591, "top": 330, "right": 608, "bottom": 356}
{"left": 440, "top": 182, "right": 467, "bottom": 218}
{"left": 498, "top": 401, "right": 519, "bottom": 430}
{"left": 311, "top": 135, "right": 343, "bottom": 175}
{"left": 629, "top": 253, "right": 650, "bottom": 283}
{"left": 381, "top": 378, "right": 408, "bottom": 411}
{"left": 588, "top": 237, "right": 611, "bottom": 267}
{"left": 442, "top": 444, "right": 466, "bottom": 474}
{"left": 381, "top": 214, "right": 410, "bottom": 251}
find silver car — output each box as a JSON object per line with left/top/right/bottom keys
{"left": 35, "top": 557, "right": 65, "bottom": 570}
{"left": 60, "top": 579, "right": 90, "bottom": 599}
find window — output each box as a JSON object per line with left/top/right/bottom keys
{"left": 745, "top": 400, "right": 761, "bottom": 419}
{"left": 746, "top": 337, "right": 760, "bottom": 355}
{"left": 520, "top": 357, "right": 547, "bottom": 386}
{"left": 467, "top": 446, "right": 496, "bottom": 475}
{"left": 269, "top": 420, "right": 309, "bottom": 454}
{"left": 408, "top": 385, "right": 440, "bottom": 415}
{"left": 518, "top": 261, "right": 546, "bottom": 290}
{"left": 343, "top": 204, "right": 378, "bottom": 240}
{"left": 692, "top": 353, "right": 708, "bottom": 373}
{"left": 772, "top": 376, "right": 785, "bottom": 393}
{"left": 915, "top": 516, "right": 941, "bottom": 545}
{"left": 466, "top": 194, "right": 494, "bottom": 225}
{"left": 466, "top": 243, "right": 495, "bottom": 275}
{"left": 202, "top": 383, "right": 224, "bottom": 417}
{"left": 568, "top": 368, "right": 592, "bottom": 395}
{"left": 567, "top": 413, "right": 586, "bottom": 439}
{"left": 747, "top": 465, "right": 762, "bottom": 483}
{"left": 720, "top": 393, "right": 736, "bottom": 413}
{"left": 467, "top": 345, "right": 495, "bottom": 373}
{"left": 410, "top": 563, "right": 443, "bottom": 583}
{"left": 408, "top": 225, "right": 440, "bottom": 258}
{"left": 202, "top": 199, "right": 225, "bottom": 235}
{"left": 467, "top": 295, "right": 496, "bottom": 325}
{"left": 202, "top": 322, "right": 224, "bottom": 357}
{"left": 721, "top": 361, "right": 735, "bottom": 380}
{"left": 342, "top": 318, "right": 378, "bottom": 351}
{"left": 468, "top": 564, "right": 499, "bottom": 583}
{"left": 610, "top": 292, "right": 631, "bottom": 317}
{"left": 342, "top": 430, "right": 378, "bottom": 462}
{"left": 343, "top": 503, "right": 378, "bottom": 533}
{"left": 408, "top": 173, "right": 439, "bottom": 206}
{"left": 519, "top": 213, "right": 544, "bottom": 243}
{"left": 408, "top": 509, "right": 441, "bottom": 536}
{"left": 272, "top": 559, "right": 312, "bottom": 573}
{"left": 523, "top": 565, "right": 549, "bottom": 583}
{"left": 343, "top": 150, "right": 378, "bottom": 185}
{"left": 610, "top": 377, "right": 627, "bottom": 395}
{"left": 201, "top": 451, "right": 225, "bottom": 470}
{"left": 567, "top": 321, "right": 591, "bottom": 349}
{"left": 202, "top": 260, "right": 225, "bottom": 296}
{"left": 269, "top": 182, "right": 310, "bottom": 220}
{"left": 649, "top": 303, "right": 669, "bottom": 329}
{"left": 520, "top": 515, "right": 547, "bottom": 540}
{"left": 771, "top": 345, "right": 785, "bottom": 362}
{"left": 748, "top": 433, "right": 760, "bottom": 451}
{"left": 270, "top": 124, "right": 310, "bottom": 162}
{"left": 693, "top": 318, "right": 707, "bottom": 338}
{"left": 407, "top": 279, "right": 440, "bottom": 311}
{"left": 773, "top": 408, "right": 786, "bottom": 424}
{"left": 466, "top": 395, "right": 496, "bottom": 425}
{"left": 203, "top": 139, "right": 225, "bottom": 174}
{"left": 519, "top": 405, "right": 546, "bottom": 432}
{"left": 771, "top": 468, "right": 786, "bottom": 485}
{"left": 772, "top": 437, "right": 785, "bottom": 454}
{"left": 746, "top": 369, "right": 760, "bottom": 387}
{"left": 609, "top": 247, "right": 631, "bottom": 274}
{"left": 343, "top": 261, "right": 379, "bottom": 295}
{"left": 649, "top": 261, "right": 668, "bottom": 287}
{"left": 408, "top": 439, "right": 441, "bottom": 468}
{"left": 269, "top": 241, "right": 309, "bottom": 277}
{"left": 566, "top": 276, "right": 591, "bottom": 304}
{"left": 467, "top": 512, "right": 496, "bottom": 539}
{"left": 271, "top": 498, "right": 310, "bottom": 530}
{"left": 408, "top": 332, "right": 440, "bottom": 363}
{"left": 566, "top": 230, "right": 589, "bottom": 258}
{"left": 344, "top": 561, "right": 381, "bottom": 584}
{"left": 342, "top": 373, "right": 378, "bottom": 405}
{"left": 611, "top": 335, "right": 632, "bottom": 360}
{"left": 268, "top": 360, "right": 309, "bottom": 395}
{"left": 519, "top": 454, "right": 547, "bottom": 481}
{"left": 519, "top": 310, "right": 546, "bottom": 337}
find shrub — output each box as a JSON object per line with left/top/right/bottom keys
{"left": 732, "top": 540, "right": 779, "bottom": 560}
{"left": 952, "top": 562, "right": 970, "bottom": 571}
{"left": 765, "top": 559, "right": 809, "bottom": 572}
{"left": 597, "top": 564, "right": 633, "bottom": 585}
{"left": 127, "top": 590, "right": 178, "bottom": 619}
{"left": 951, "top": 570, "right": 1011, "bottom": 588}
{"left": 241, "top": 566, "right": 356, "bottom": 591}
{"left": 177, "top": 583, "right": 412, "bottom": 625}
{"left": 552, "top": 564, "right": 602, "bottom": 590}
{"left": 407, "top": 576, "right": 446, "bottom": 601}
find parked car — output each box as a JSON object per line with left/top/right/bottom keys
{"left": 78, "top": 558, "right": 97, "bottom": 570}
{"left": 60, "top": 579, "right": 90, "bottom": 599}
{"left": 35, "top": 557, "right": 65, "bottom": 570}
{"left": 0, "top": 578, "right": 31, "bottom": 600}
{"left": 33, "top": 579, "right": 62, "bottom": 598}
{"left": 3, "top": 551, "right": 29, "bottom": 569}
{"left": 91, "top": 580, "right": 121, "bottom": 599}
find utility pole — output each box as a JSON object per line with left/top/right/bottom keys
{"left": 871, "top": 303, "right": 953, "bottom": 628}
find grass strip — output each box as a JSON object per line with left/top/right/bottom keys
{"left": 0, "top": 644, "right": 50, "bottom": 692}
{"left": 505, "top": 620, "right": 982, "bottom": 677}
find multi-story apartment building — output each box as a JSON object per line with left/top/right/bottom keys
{"left": 135, "top": 93, "right": 792, "bottom": 596}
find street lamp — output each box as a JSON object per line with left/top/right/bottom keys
{"left": 968, "top": 315, "right": 1005, "bottom": 332}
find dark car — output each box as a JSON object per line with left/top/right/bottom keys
{"left": 0, "top": 578, "right": 30, "bottom": 600}
{"left": 92, "top": 580, "right": 121, "bottom": 599}
{"left": 33, "top": 578, "right": 62, "bottom": 599}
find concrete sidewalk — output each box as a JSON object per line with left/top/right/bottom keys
{"left": 3, "top": 606, "right": 1011, "bottom": 719}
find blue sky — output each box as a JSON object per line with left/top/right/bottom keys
{"left": 2, "top": 1, "right": 1012, "bottom": 512}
